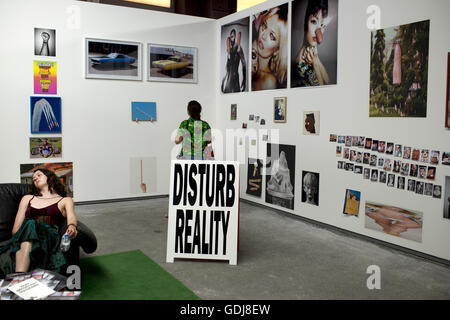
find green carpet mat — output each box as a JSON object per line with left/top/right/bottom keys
{"left": 79, "top": 250, "right": 200, "bottom": 300}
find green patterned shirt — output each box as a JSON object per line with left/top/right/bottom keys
{"left": 178, "top": 118, "right": 211, "bottom": 157}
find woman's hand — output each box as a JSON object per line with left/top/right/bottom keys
{"left": 66, "top": 224, "right": 78, "bottom": 239}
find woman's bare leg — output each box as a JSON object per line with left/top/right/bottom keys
{"left": 15, "top": 241, "right": 32, "bottom": 272}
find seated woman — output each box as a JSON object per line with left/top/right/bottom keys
{"left": 0, "top": 168, "right": 78, "bottom": 277}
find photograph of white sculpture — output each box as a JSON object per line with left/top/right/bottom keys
{"left": 265, "top": 143, "right": 295, "bottom": 209}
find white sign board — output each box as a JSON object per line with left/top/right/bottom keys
{"left": 166, "top": 160, "right": 239, "bottom": 265}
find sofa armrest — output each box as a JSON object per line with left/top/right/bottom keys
{"left": 60, "top": 220, "right": 97, "bottom": 254}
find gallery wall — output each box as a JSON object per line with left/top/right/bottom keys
{"left": 215, "top": 0, "right": 450, "bottom": 260}
{"left": 0, "top": 0, "right": 217, "bottom": 201}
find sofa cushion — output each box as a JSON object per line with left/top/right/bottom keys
{"left": 0, "top": 184, "right": 32, "bottom": 242}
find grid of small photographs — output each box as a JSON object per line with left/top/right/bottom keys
{"left": 331, "top": 134, "right": 446, "bottom": 199}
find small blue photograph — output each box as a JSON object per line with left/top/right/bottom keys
{"left": 30, "top": 96, "right": 62, "bottom": 133}
{"left": 131, "top": 101, "right": 157, "bottom": 121}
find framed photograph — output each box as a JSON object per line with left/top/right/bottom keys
{"left": 85, "top": 38, "right": 142, "bottom": 80}
{"left": 147, "top": 43, "right": 197, "bottom": 83}
{"left": 34, "top": 28, "right": 56, "bottom": 57}
{"left": 274, "top": 97, "right": 287, "bottom": 123}
{"left": 230, "top": 104, "right": 237, "bottom": 120}
{"left": 302, "top": 171, "right": 319, "bottom": 206}
{"left": 20, "top": 162, "right": 73, "bottom": 197}
{"left": 131, "top": 102, "right": 156, "bottom": 121}
{"left": 34, "top": 61, "right": 57, "bottom": 94}
{"left": 30, "top": 137, "right": 62, "bottom": 159}
{"left": 30, "top": 96, "right": 61, "bottom": 134}
{"left": 446, "top": 53, "right": 450, "bottom": 128}
{"left": 303, "top": 111, "right": 320, "bottom": 135}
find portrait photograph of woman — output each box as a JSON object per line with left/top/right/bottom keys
{"left": 291, "top": 0, "right": 338, "bottom": 88}
{"left": 251, "top": 4, "right": 289, "bottom": 91}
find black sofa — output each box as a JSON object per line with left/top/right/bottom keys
{"left": 0, "top": 183, "right": 97, "bottom": 276}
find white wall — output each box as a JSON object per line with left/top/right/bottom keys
{"left": 0, "top": 0, "right": 217, "bottom": 201}
{"left": 215, "top": 0, "right": 450, "bottom": 260}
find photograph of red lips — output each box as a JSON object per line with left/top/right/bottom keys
{"left": 291, "top": 0, "right": 338, "bottom": 88}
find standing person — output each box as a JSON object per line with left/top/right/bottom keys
{"left": 175, "top": 100, "right": 212, "bottom": 160}
{"left": 0, "top": 168, "right": 78, "bottom": 277}
{"left": 293, "top": 0, "right": 329, "bottom": 86}
{"left": 221, "top": 29, "right": 247, "bottom": 93}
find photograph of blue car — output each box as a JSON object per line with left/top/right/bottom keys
{"left": 86, "top": 38, "right": 142, "bottom": 80}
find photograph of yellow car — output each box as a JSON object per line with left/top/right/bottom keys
{"left": 147, "top": 43, "right": 197, "bottom": 83}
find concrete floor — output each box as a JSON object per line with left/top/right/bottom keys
{"left": 76, "top": 198, "right": 450, "bottom": 300}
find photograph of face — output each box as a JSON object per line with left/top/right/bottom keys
{"left": 34, "top": 28, "right": 56, "bottom": 56}
{"left": 343, "top": 148, "right": 349, "bottom": 159}
{"left": 377, "top": 157, "right": 385, "bottom": 168}
{"left": 379, "top": 171, "right": 387, "bottom": 183}
{"left": 349, "top": 150, "right": 356, "bottom": 162}
{"left": 291, "top": 0, "right": 338, "bottom": 88}
{"left": 358, "top": 136, "right": 365, "bottom": 147}
{"left": 397, "top": 176, "right": 405, "bottom": 190}
{"left": 336, "top": 146, "right": 342, "bottom": 156}
{"left": 365, "top": 202, "right": 423, "bottom": 242}
{"left": 410, "top": 164, "right": 418, "bottom": 177}
{"left": 364, "top": 168, "right": 370, "bottom": 179}
{"left": 443, "top": 152, "right": 450, "bottom": 165}
{"left": 302, "top": 171, "right": 319, "bottom": 206}
{"left": 445, "top": 177, "right": 450, "bottom": 219}
{"left": 393, "top": 160, "right": 401, "bottom": 173}
{"left": 401, "top": 163, "right": 409, "bottom": 176}
{"left": 371, "top": 169, "right": 378, "bottom": 182}
{"left": 266, "top": 143, "right": 295, "bottom": 209}
{"left": 386, "top": 142, "right": 394, "bottom": 155}
{"left": 433, "top": 185, "right": 441, "bottom": 199}
{"left": 352, "top": 136, "right": 359, "bottom": 147}
{"left": 363, "top": 152, "right": 370, "bottom": 165}
{"left": 371, "top": 140, "right": 378, "bottom": 152}
{"left": 426, "top": 166, "right": 436, "bottom": 180}
{"left": 418, "top": 165, "right": 427, "bottom": 179}
{"left": 408, "top": 179, "right": 416, "bottom": 191}
{"left": 337, "top": 161, "right": 344, "bottom": 169}
{"left": 338, "top": 136, "right": 345, "bottom": 144}
{"left": 387, "top": 174, "right": 395, "bottom": 187}
{"left": 394, "top": 144, "right": 402, "bottom": 157}
{"left": 370, "top": 154, "right": 377, "bottom": 166}
{"left": 369, "top": 20, "right": 429, "bottom": 118}
{"left": 221, "top": 17, "right": 249, "bottom": 93}
{"left": 354, "top": 166, "right": 363, "bottom": 174}
{"left": 356, "top": 152, "right": 362, "bottom": 163}
{"left": 420, "top": 149, "right": 429, "bottom": 163}
{"left": 274, "top": 97, "right": 287, "bottom": 122}
{"left": 346, "top": 163, "right": 354, "bottom": 172}
{"left": 252, "top": 4, "right": 289, "bottom": 91}
{"left": 423, "top": 183, "right": 433, "bottom": 196}
{"left": 411, "top": 148, "right": 421, "bottom": 161}
{"left": 345, "top": 136, "right": 352, "bottom": 147}
{"left": 365, "top": 138, "right": 373, "bottom": 149}
{"left": 430, "top": 151, "right": 440, "bottom": 165}
{"left": 416, "top": 181, "right": 424, "bottom": 194}
{"left": 403, "top": 147, "right": 411, "bottom": 160}
{"left": 303, "top": 111, "right": 320, "bottom": 135}
{"left": 384, "top": 159, "right": 392, "bottom": 171}
{"left": 343, "top": 189, "right": 361, "bottom": 216}
{"left": 378, "top": 141, "right": 386, "bottom": 153}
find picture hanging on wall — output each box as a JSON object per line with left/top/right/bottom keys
{"left": 85, "top": 38, "right": 142, "bottom": 81}
{"left": 444, "top": 176, "right": 450, "bottom": 219}
{"left": 274, "top": 97, "right": 287, "bottom": 123}
{"left": 147, "top": 43, "right": 197, "bottom": 83}
{"left": 343, "top": 189, "right": 361, "bottom": 217}
{"left": 246, "top": 158, "right": 263, "bottom": 197}
{"left": 34, "top": 28, "right": 56, "bottom": 57}
{"left": 34, "top": 61, "right": 57, "bottom": 94}
{"left": 369, "top": 20, "right": 430, "bottom": 117}
{"left": 266, "top": 143, "right": 295, "bottom": 209}
{"left": 301, "top": 171, "right": 319, "bottom": 206}
{"left": 130, "top": 157, "right": 157, "bottom": 194}
{"left": 302, "top": 111, "right": 320, "bottom": 135}
{"left": 29, "top": 137, "right": 62, "bottom": 159}
{"left": 131, "top": 101, "right": 156, "bottom": 121}
{"left": 291, "top": 0, "right": 339, "bottom": 88}
{"left": 230, "top": 104, "right": 237, "bottom": 120}
{"left": 30, "top": 96, "right": 61, "bottom": 134}
{"left": 251, "top": 3, "right": 288, "bottom": 91}
{"left": 365, "top": 201, "right": 423, "bottom": 243}
{"left": 20, "top": 162, "right": 73, "bottom": 197}
{"left": 220, "top": 17, "right": 249, "bottom": 93}
{"left": 446, "top": 53, "right": 450, "bottom": 128}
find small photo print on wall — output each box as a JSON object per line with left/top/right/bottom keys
{"left": 20, "top": 162, "right": 73, "bottom": 197}
{"left": 291, "top": 0, "right": 338, "bottom": 88}
{"left": 266, "top": 143, "right": 295, "bottom": 210}
{"left": 34, "top": 61, "right": 57, "bottom": 94}
{"left": 274, "top": 97, "right": 287, "bottom": 123}
{"left": 30, "top": 97, "right": 61, "bottom": 134}
{"left": 446, "top": 53, "right": 450, "bottom": 128}
{"left": 131, "top": 102, "right": 156, "bottom": 121}
{"left": 34, "top": 28, "right": 56, "bottom": 56}
{"left": 301, "top": 171, "right": 319, "bottom": 206}
{"left": 30, "top": 137, "right": 62, "bottom": 159}
{"left": 130, "top": 157, "right": 157, "bottom": 194}
{"left": 220, "top": 17, "right": 249, "bottom": 93}
{"left": 442, "top": 152, "right": 450, "bottom": 165}
{"left": 247, "top": 158, "right": 263, "bottom": 197}
{"left": 230, "top": 104, "right": 237, "bottom": 120}
{"left": 365, "top": 201, "right": 423, "bottom": 242}
{"left": 343, "top": 189, "right": 360, "bottom": 217}
{"left": 302, "top": 111, "right": 320, "bottom": 135}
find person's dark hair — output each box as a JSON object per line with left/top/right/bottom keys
{"left": 187, "top": 100, "right": 202, "bottom": 120}
{"left": 230, "top": 29, "right": 236, "bottom": 37}
{"left": 304, "top": 0, "right": 328, "bottom": 32}
{"left": 31, "top": 167, "right": 67, "bottom": 197}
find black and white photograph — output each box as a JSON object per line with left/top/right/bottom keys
{"left": 363, "top": 152, "right": 370, "bottom": 165}
{"left": 354, "top": 166, "right": 363, "bottom": 174}
{"left": 372, "top": 140, "right": 378, "bottom": 152}
{"left": 424, "top": 183, "right": 433, "bottom": 196}
{"left": 371, "top": 169, "right": 378, "bottom": 182}
{"left": 364, "top": 168, "right": 370, "bottom": 179}
{"left": 386, "top": 142, "right": 394, "bottom": 155}
{"left": 365, "top": 138, "right": 372, "bottom": 149}
{"left": 408, "top": 179, "right": 416, "bottom": 191}
{"left": 302, "top": 170, "right": 319, "bottom": 206}
{"left": 419, "top": 165, "right": 427, "bottom": 179}
{"left": 397, "top": 176, "right": 405, "bottom": 190}
{"left": 378, "top": 157, "right": 385, "bottom": 168}
{"left": 337, "top": 161, "right": 344, "bottom": 169}
{"left": 85, "top": 38, "right": 142, "bottom": 80}
{"left": 35, "top": 28, "right": 56, "bottom": 56}
{"left": 387, "top": 174, "right": 395, "bottom": 187}
{"left": 221, "top": 17, "right": 249, "bottom": 93}
{"left": 370, "top": 154, "right": 377, "bottom": 166}
{"left": 379, "top": 170, "right": 387, "bottom": 183}
{"left": 394, "top": 144, "right": 402, "bottom": 157}
{"left": 433, "top": 185, "right": 442, "bottom": 199}
{"left": 393, "top": 160, "right": 401, "bottom": 173}
{"left": 416, "top": 181, "right": 424, "bottom": 194}
{"left": 266, "top": 143, "right": 295, "bottom": 209}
